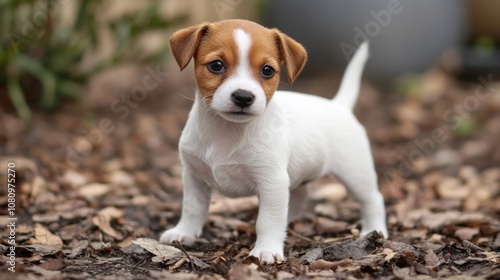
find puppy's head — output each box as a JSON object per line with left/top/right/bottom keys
{"left": 170, "top": 19, "right": 307, "bottom": 123}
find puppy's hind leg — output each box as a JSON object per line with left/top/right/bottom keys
{"left": 330, "top": 136, "right": 388, "bottom": 237}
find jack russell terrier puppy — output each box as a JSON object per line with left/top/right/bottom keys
{"left": 160, "top": 19, "right": 388, "bottom": 264}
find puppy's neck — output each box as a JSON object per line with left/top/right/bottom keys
{"left": 193, "top": 92, "right": 248, "bottom": 142}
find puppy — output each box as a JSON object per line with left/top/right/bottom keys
{"left": 160, "top": 19, "right": 388, "bottom": 264}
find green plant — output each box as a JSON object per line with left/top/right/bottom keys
{"left": 1, "top": 0, "right": 185, "bottom": 125}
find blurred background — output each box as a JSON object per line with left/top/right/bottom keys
{"left": 1, "top": 0, "right": 499, "bottom": 124}
{"left": 0, "top": 1, "right": 499, "bottom": 277}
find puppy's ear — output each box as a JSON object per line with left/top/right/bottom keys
{"left": 274, "top": 30, "right": 307, "bottom": 83}
{"left": 170, "top": 23, "right": 210, "bottom": 70}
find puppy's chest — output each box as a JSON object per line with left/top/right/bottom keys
{"left": 182, "top": 143, "right": 259, "bottom": 198}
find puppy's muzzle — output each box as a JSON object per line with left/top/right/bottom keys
{"left": 232, "top": 89, "right": 255, "bottom": 109}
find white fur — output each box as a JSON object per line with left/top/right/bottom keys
{"left": 160, "top": 41, "right": 388, "bottom": 264}
{"left": 210, "top": 29, "right": 267, "bottom": 122}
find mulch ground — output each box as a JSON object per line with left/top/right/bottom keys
{"left": 1, "top": 65, "right": 499, "bottom": 279}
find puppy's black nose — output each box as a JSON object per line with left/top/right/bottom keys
{"left": 231, "top": 90, "right": 255, "bottom": 108}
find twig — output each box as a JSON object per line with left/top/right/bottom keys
{"left": 462, "top": 240, "right": 486, "bottom": 252}
{"left": 288, "top": 228, "right": 315, "bottom": 243}
{"left": 174, "top": 240, "right": 196, "bottom": 272}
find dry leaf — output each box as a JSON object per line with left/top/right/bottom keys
{"left": 310, "top": 183, "right": 348, "bottom": 202}
{"left": 132, "top": 238, "right": 182, "bottom": 262}
{"left": 310, "top": 259, "right": 352, "bottom": 271}
{"left": 454, "top": 227, "right": 480, "bottom": 241}
{"left": 67, "top": 240, "right": 90, "bottom": 258}
{"left": 29, "top": 175, "right": 46, "bottom": 198}
{"left": 39, "top": 259, "right": 66, "bottom": 270}
{"left": 383, "top": 248, "right": 396, "bottom": 261}
{"left": 92, "top": 207, "right": 124, "bottom": 240}
{"left": 62, "top": 170, "right": 89, "bottom": 188}
{"left": 424, "top": 250, "right": 440, "bottom": 267}
{"left": 301, "top": 248, "right": 324, "bottom": 264}
{"left": 28, "top": 224, "right": 63, "bottom": 249}
{"left": 209, "top": 195, "right": 258, "bottom": 214}
{"left": 227, "top": 263, "right": 266, "bottom": 280}
{"left": 32, "top": 213, "right": 60, "bottom": 223}
{"left": 313, "top": 203, "right": 339, "bottom": 219}
{"left": 28, "top": 265, "right": 62, "bottom": 278}
{"left": 315, "top": 217, "right": 348, "bottom": 234}
{"left": 106, "top": 170, "right": 135, "bottom": 186}
{"left": 436, "top": 177, "right": 469, "bottom": 199}
{"left": 79, "top": 183, "right": 111, "bottom": 198}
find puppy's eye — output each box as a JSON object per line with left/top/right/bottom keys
{"left": 207, "top": 60, "right": 225, "bottom": 74}
{"left": 261, "top": 65, "right": 275, "bottom": 78}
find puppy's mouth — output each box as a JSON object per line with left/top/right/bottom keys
{"left": 218, "top": 110, "right": 256, "bottom": 123}
{"left": 228, "top": 111, "right": 251, "bottom": 116}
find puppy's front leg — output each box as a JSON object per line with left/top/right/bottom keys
{"left": 160, "top": 168, "right": 211, "bottom": 245}
{"left": 249, "top": 177, "right": 289, "bottom": 264}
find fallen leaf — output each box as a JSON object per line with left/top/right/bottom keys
{"left": 132, "top": 238, "right": 182, "bottom": 262}
{"left": 313, "top": 203, "right": 339, "bottom": 219}
{"left": 227, "top": 263, "right": 266, "bottom": 280}
{"left": 454, "top": 227, "right": 480, "bottom": 241}
{"left": 420, "top": 211, "right": 498, "bottom": 231}
{"left": 310, "top": 183, "right": 348, "bottom": 202}
{"left": 24, "top": 244, "right": 59, "bottom": 256}
{"left": 211, "top": 256, "right": 231, "bottom": 275}
{"left": 79, "top": 183, "right": 111, "bottom": 198}
{"left": 62, "top": 169, "right": 89, "bottom": 188}
{"left": 436, "top": 177, "right": 469, "bottom": 199}
{"left": 29, "top": 175, "right": 46, "bottom": 198}
{"left": 209, "top": 195, "right": 259, "bottom": 214}
{"left": 310, "top": 259, "right": 352, "bottom": 271}
{"left": 90, "top": 242, "right": 111, "bottom": 250}
{"left": 323, "top": 240, "right": 365, "bottom": 261}
{"left": 39, "top": 258, "right": 66, "bottom": 270}
{"left": 28, "top": 265, "right": 62, "bottom": 278}
{"left": 424, "top": 250, "right": 440, "bottom": 267}
{"left": 276, "top": 271, "right": 295, "bottom": 280}
{"left": 67, "top": 240, "right": 89, "bottom": 258}
{"left": 383, "top": 248, "right": 396, "bottom": 261}
{"left": 28, "top": 224, "right": 63, "bottom": 249}
{"left": 149, "top": 270, "right": 199, "bottom": 280}
{"left": 32, "top": 213, "right": 60, "bottom": 223}
{"left": 92, "top": 207, "right": 124, "bottom": 240}
{"left": 106, "top": 170, "right": 135, "bottom": 186}
{"left": 301, "top": 248, "right": 324, "bottom": 264}
{"left": 315, "top": 217, "right": 348, "bottom": 234}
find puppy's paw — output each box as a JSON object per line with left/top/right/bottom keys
{"left": 249, "top": 247, "right": 285, "bottom": 264}
{"left": 159, "top": 227, "right": 196, "bottom": 245}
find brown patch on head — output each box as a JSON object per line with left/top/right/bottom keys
{"left": 193, "top": 22, "right": 240, "bottom": 103}
{"left": 170, "top": 19, "right": 307, "bottom": 104}
{"left": 246, "top": 26, "right": 281, "bottom": 102}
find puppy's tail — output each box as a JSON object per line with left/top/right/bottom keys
{"left": 333, "top": 41, "right": 369, "bottom": 110}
